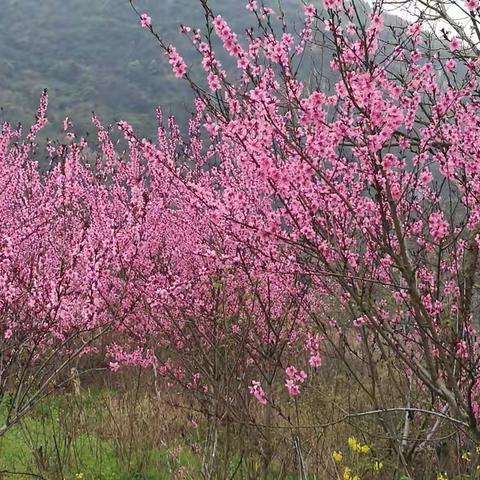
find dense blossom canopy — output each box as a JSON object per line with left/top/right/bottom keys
{"left": 3, "top": 0, "right": 480, "bottom": 444}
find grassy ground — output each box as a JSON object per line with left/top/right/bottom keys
{"left": 0, "top": 369, "right": 476, "bottom": 480}
{"left": 0, "top": 389, "right": 199, "bottom": 480}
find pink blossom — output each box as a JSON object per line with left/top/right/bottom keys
{"left": 353, "top": 316, "right": 368, "bottom": 327}
{"left": 370, "top": 14, "right": 384, "bottom": 31}
{"left": 249, "top": 381, "right": 267, "bottom": 404}
{"left": 411, "top": 50, "right": 422, "bottom": 62}
{"left": 465, "top": 0, "right": 479, "bottom": 10}
{"left": 140, "top": 14, "right": 151, "bottom": 29}
{"left": 284, "top": 366, "right": 307, "bottom": 396}
{"left": 445, "top": 58, "right": 456, "bottom": 71}
{"left": 309, "top": 354, "right": 322, "bottom": 368}
{"left": 208, "top": 73, "right": 221, "bottom": 91}
{"left": 346, "top": 23, "right": 356, "bottom": 35}
{"left": 304, "top": 4, "right": 316, "bottom": 17}
{"left": 429, "top": 211, "right": 449, "bottom": 242}
{"left": 166, "top": 46, "right": 187, "bottom": 78}
{"left": 456, "top": 341, "right": 469, "bottom": 359}
{"left": 286, "top": 365, "right": 298, "bottom": 380}
{"left": 285, "top": 379, "right": 300, "bottom": 397}
{"left": 63, "top": 117, "right": 73, "bottom": 131}
{"left": 450, "top": 37, "right": 461, "bottom": 51}
{"left": 407, "top": 22, "right": 422, "bottom": 37}
{"left": 237, "top": 56, "right": 250, "bottom": 69}
{"left": 324, "top": 0, "right": 342, "bottom": 8}
{"left": 109, "top": 362, "right": 120, "bottom": 372}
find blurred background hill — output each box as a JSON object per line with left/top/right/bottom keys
{"left": 0, "top": 0, "right": 308, "bottom": 139}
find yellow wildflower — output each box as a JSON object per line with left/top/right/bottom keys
{"left": 347, "top": 435, "right": 370, "bottom": 454}
{"left": 373, "top": 460, "right": 383, "bottom": 472}
{"left": 343, "top": 467, "right": 360, "bottom": 480}
{"left": 359, "top": 444, "right": 370, "bottom": 454}
{"left": 332, "top": 450, "right": 343, "bottom": 463}
{"left": 436, "top": 474, "right": 447, "bottom": 480}
{"left": 75, "top": 475, "right": 84, "bottom": 480}
{"left": 461, "top": 451, "right": 471, "bottom": 462}
{"left": 348, "top": 436, "right": 358, "bottom": 451}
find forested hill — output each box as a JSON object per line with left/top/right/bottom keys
{"left": 0, "top": 0, "right": 310, "bottom": 139}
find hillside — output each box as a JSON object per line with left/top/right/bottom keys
{"left": 0, "top": 0, "right": 308, "bottom": 139}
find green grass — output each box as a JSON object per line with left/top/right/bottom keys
{"left": 0, "top": 388, "right": 306, "bottom": 479}
{"left": 0, "top": 391, "right": 197, "bottom": 480}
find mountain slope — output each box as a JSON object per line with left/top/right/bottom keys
{"left": 0, "top": 0, "right": 305, "bottom": 138}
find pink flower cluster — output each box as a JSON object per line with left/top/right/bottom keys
{"left": 249, "top": 381, "right": 267, "bottom": 404}
{"left": 450, "top": 37, "right": 461, "bottom": 51}
{"left": 429, "top": 211, "right": 449, "bottom": 243}
{"left": 166, "top": 45, "right": 187, "bottom": 78}
{"left": 465, "top": 0, "right": 479, "bottom": 10}
{"left": 140, "top": 13, "right": 151, "bottom": 29}
{"left": 305, "top": 334, "right": 322, "bottom": 368}
{"left": 304, "top": 4, "right": 316, "bottom": 17}
{"left": 285, "top": 366, "right": 307, "bottom": 397}
{"left": 324, "top": 0, "right": 342, "bottom": 9}
{"left": 212, "top": 16, "right": 246, "bottom": 63}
